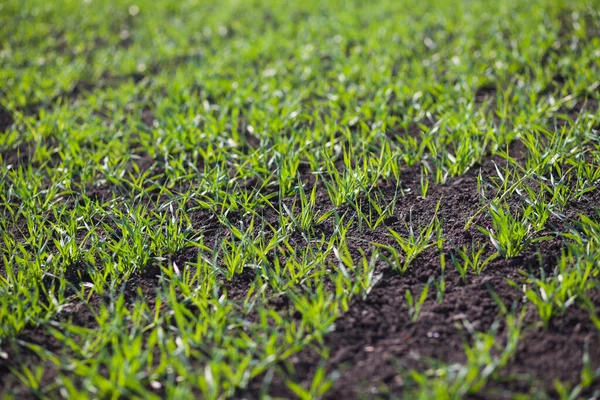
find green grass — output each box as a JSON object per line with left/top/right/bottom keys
{"left": 1, "top": 0, "right": 600, "bottom": 398}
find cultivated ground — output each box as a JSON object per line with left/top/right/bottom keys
{"left": 1, "top": 0, "right": 600, "bottom": 398}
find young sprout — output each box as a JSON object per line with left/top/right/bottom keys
{"left": 519, "top": 185, "right": 551, "bottom": 232}
{"left": 451, "top": 244, "right": 498, "bottom": 281}
{"left": 374, "top": 201, "right": 441, "bottom": 273}
{"left": 282, "top": 177, "right": 332, "bottom": 234}
{"left": 354, "top": 183, "right": 401, "bottom": 232}
{"left": 478, "top": 202, "right": 549, "bottom": 259}
{"left": 286, "top": 364, "right": 333, "bottom": 400}
{"left": 404, "top": 311, "right": 523, "bottom": 399}
{"left": 405, "top": 278, "right": 432, "bottom": 322}
{"left": 420, "top": 167, "right": 430, "bottom": 199}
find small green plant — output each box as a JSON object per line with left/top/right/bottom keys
{"left": 518, "top": 184, "right": 551, "bottom": 232}
{"left": 553, "top": 344, "right": 600, "bottom": 400}
{"left": 354, "top": 184, "right": 401, "bottom": 231}
{"left": 405, "top": 312, "right": 523, "bottom": 398}
{"left": 451, "top": 244, "right": 498, "bottom": 281}
{"left": 282, "top": 177, "right": 332, "bottom": 233}
{"left": 286, "top": 365, "right": 333, "bottom": 400}
{"left": 478, "top": 202, "right": 549, "bottom": 258}
{"left": 522, "top": 249, "right": 595, "bottom": 327}
{"left": 405, "top": 279, "right": 431, "bottom": 322}
{"left": 420, "top": 167, "right": 430, "bottom": 198}
{"left": 374, "top": 201, "right": 441, "bottom": 273}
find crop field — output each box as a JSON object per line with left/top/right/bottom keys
{"left": 1, "top": 0, "right": 600, "bottom": 398}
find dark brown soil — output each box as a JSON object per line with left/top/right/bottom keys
{"left": 0, "top": 105, "right": 13, "bottom": 132}
{"left": 2, "top": 145, "right": 600, "bottom": 399}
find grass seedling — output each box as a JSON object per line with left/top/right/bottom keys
{"left": 354, "top": 184, "right": 401, "bottom": 231}
{"left": 286, "top": 365, "right": 333, "bottom": 400}
{"left": 553, "top": 344, "right": 600, "bottom": 400}
{"left": 374, "top": 201, "right": 441, "bottom": 273}
{"left": 420, "top": 166, "right": 430, "bottom": 199}
{"left": 405, "top": 279, "right": 432, "bottom": 322}
{"left": 405, "top": 311, "right": 523, "bottom": 398}
{"left": 478, "top": 202, "right": 549, "bottom": 259}
{"left": 451, "top": 244, "right": 498, "bottom": 281}
{"left": 281, "top": 177, "right": 332, "bottom": 233}
{"left": 524, "top": 247, "right": 596, "bottom": 327}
